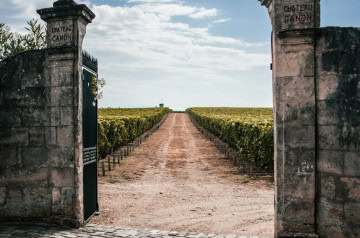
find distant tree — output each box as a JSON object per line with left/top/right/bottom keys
{"left": 0, "top": 19, "right": 47, "bottom": 61}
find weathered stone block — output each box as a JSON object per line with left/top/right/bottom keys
{"left": 321, "top": 29, "right": 360, "bottom": 75}
{"left": 318, "top": 125, "right": 359, "bottom": 150}
{"left": 317, "top": 150, "right": 343, "bottom": 175}
{"left": 48, "top": 54, "right": 76, "bottom": 64}
{"left": 21, "top": 147, "right": 47, "bottom": 167}
{"left": 21, "top": 107, "right": 49, "bottom": 127}
{"left": 6, "top": 87, "right": 47, "bottom": 107}
{"left": 50, "top": 106, "right": 60, "bottom": 126}
{"left": 50, "top": 66, "right": 74, "bottom": 87}
{"left": 321, "top": 50, "right": 340, "bottom": 73}
{"left": 283, "top": 197, "right": 315, "bottom": 224}
{"left": 343, "top": 229, "right": 360, "bottom": 238}
{"left": 319, "top": 175, "right": 336, "bottom": 200}
{"left": 23, "top": 187, "right": 52, "bottom": 216}
{"left": 21, "top": 62, "right": 46, "bottom": 87}
{"left": 284, "top": 174, "right": 315, "bottom": 199}
{"left": 0, "top": 128, "right": 28, "bottom": 146}
{"left": 52, "top": 187, "right": 75, "bottom": 216}
{"left": 49, "top": 146, "right": 74, "bottom": 168}
{"left": 344, "top": 151, "right": 360, "bottom": 177}
{"left": 45, "top": 126, "right": 57, "bottom": 145}
{"left": 57, "top": 126, "right": 74, "bottom": 147}
{"left": 8, "top": 189, "right": 23, "bottom": 202}
{"left": 284, "top": 125, "right": 315, "bottom": 148}
{"left": 0, "top": 187, "right": 6, "bottom": 206}
{"left": 29, "top": 127, "right": 45, "bottom": 145}
{"left": 51, "top": 168, "right": 74, "bottom": 187}
{"left": 2, "top": 168, "right": 48, "bottom": 185}
{"left": 61, "top": 187, "right": 74, "bottom": 206}
{"left": 317, "top": 198, "right": 344, "bottom": 235}
{"left": 276, "top": 102, "right": 315, "bottom": 125}
{"left": 61, "top": 106, "right": 74, "bottom": 126}
{"left": 0, "top": 58, "right": 24, "bottom": 88}
{"left": 284, "top": 148, "right": 315, "bottom": 175}
{"left": 276, "top": 76, "right": 315, "bottom": 107}
{"left": 52, "top": 187, "right": 61, "bottom": 205}
{"left": 275, "top": 124, "right": 284, "bottom": 145}
{"left": 340, "top": 177, "right": 360, "bottom": 202}
{"left": 50, "top": 87, "right": 61, "bottom": 106}
{"left": 276, "top": 54, "right": 302, "bottom": 77}
{"left": 317, "top": 100, "right": 360, "bottom": 126}
{"left": 0, "top": 108, "right": 21, "bottom": 127}
{"left": 316, "top": 227, "right": 345, "bottom": 238}
{"left": 50, "top": 87, "right": 73, "bottom": 107}
{"left": 319, "top": 73, "right": 359, "bottom": 101}
{"left": 339, "top": 50, "right": 360, "bottom": 75}
{"left": 0, "top": 146, "right": 18, "bottom": 167}
{"left": 59, "top": 87, "right": 74, "bottom": 107}
{"left": 344, "top": 203, "right": 360, "bottom": 225}
{"left": 317, "top": 72, "right": 339, "bottom": 100}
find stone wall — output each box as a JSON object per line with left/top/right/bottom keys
{"left": 0, "top": 47, "right": 81, "bottom": 226}
{"left": 0, "top": 0, "right": 95, "bottom": 227}
{"left": 316, "top": 27, "right": 360, "bottom": 238}
{"left": 0, "top": 50, "right": 50, "bottom": 218}
{"left": 260, "top": 1, "right": 360, "bottom": 237}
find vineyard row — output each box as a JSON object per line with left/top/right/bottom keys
{"left": 186, "top": 107, "right": 274, "bottom": 172}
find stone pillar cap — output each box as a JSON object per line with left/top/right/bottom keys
{"left": 53, "top": 0, "right": 77, "bottom": 7}
{"left": 258, "top": 0, "right": 272, "bottom": 8}
{"left": 37, "top": 0, "right": 95, "bottom": 23}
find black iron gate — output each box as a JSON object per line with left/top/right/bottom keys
{"left": 82, "top": 50, "right": 99, "bottom": 223}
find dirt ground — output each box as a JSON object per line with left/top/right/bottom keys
{"left": 90, "top": 113, "right": 274, "bottom": 237}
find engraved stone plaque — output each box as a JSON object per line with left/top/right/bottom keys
{"left": 48, "top": 20, "right": 74, "bottom": 47}
{"left": 275, "top": 0, "right": 317, "bottom": 31}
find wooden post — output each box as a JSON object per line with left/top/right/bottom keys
{"left": 120, "top": 149, "right": 123, "bottom": 160}
{"left": 108, "top": 156, "right": 111, "bottom": 171}
{"left": 102, "top": 160, "right": 105, "bottom": 176}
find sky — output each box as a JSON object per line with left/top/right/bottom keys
{"left": 1, "top": 0, "right": 360, "bottom": 110}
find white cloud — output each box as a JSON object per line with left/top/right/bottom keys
{"left": 213, "top": 18, "right": 231, "bottom": 24}
{"left": 189, "top": 7, "right": 217, "bottom": 19}
{"left": 1, "top": 0, "right": 272, "bottom": 109}
{"left": 0, "top": 0, "right": 90, "bottom": 32}
{"left": 83, "top": 2, "right": 270, "bottom": 84}
{"left": 128, "top": 0, "right": 178, "bottom": 2}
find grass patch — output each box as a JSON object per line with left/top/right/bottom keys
{"left": 105, "top": 177, "right": 119, "bottom": 184}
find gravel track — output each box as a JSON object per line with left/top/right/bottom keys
{"left": 90, "top": 113, "right": 274, "bottom": 237}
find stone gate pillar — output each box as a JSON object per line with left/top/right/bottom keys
{"left": 259, "top": 0, "right": 320, "bottom": 237}
{"left": 37, "top": 0, "right": 95, "bottom": 226}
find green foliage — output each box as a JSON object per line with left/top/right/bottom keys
{"left": 98, "top": 107, "right": 172, "bottom": 159}
{"left": 0, "top": 19, "right": 47, "bottom": 61}
{"left": 186, "top": 107, "right": 274, "bottom": 172}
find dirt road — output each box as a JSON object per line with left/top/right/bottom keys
{"left": 90, "top": 113, "right": 274, "bottom": 237}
